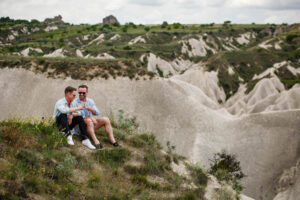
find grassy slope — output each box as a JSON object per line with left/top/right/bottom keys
{"left": 0, "top": 113, "right": 213, "bottom": 200}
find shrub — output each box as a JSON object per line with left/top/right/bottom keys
{"left": 144, "top": 27, "right": 150, "bottom": 32}
{"left": 124, "top": 165, "right": 149, "bottom": 175}
{"left": 130, "top": 175, "right": 161, "bottom": 190}
{"left": 175, "top": 192, "right": 197, "bottom": 200}
{"left": 209, "top": 151, "right": 245, "bottom": 194}
{"left": 143, "top": 151, "right": 170, "bottom": 175}
{"left": 123, "top": 45, "right": 132, "bottom": 50}
{"left": 161, "top": 21, "right": 168, "bottom": 29}
{"left": 213, "top": 188, "right": 234, "bottom": 200}
{"left": 128, "top": 133, "right": 159, "bottom": 149}
{"left": 187, "top": 164, "right": 208, "bottom": 186}
{"left": 94, "top": 148, "right": 131, "bottom": 168}
{"left": 286, "top": 33, "right": 299, "bottom": 43}
{"left": 114, "top": 109, "right": 139, "bottom": 130}
{"left": 55, "top": 154, "right": 77, "bottom": 179}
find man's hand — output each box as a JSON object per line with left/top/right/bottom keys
{"left": 86, "top": 106, "right": 93, "bottom": 111}
{"left": 86, "top": 106, "right": 96, "bottom": 115}
{"left": 78, "top": 104, "right": 85, "bottom": 110}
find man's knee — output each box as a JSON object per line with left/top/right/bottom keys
{"left": 101, "top": 117, "right": 111, "bottom": 125}
{"left": 84, "top": 118, "right": 93, "bottom": 126}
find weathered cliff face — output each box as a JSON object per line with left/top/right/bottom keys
{"left": 0, "top": 67, "right": 300, "bottom": 200}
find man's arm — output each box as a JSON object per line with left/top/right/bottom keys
{"left": 70, "top": 100, "right": 83, "bottom": 116}
{"left": 86, "top": 99, "right": 100, "bottom": 116}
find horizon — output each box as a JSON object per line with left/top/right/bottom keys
{"left": 0, "top": 0, "right": 299, "bottom": 25}
{"left": 0, "top": 15, "right": 297, "bottom": 26}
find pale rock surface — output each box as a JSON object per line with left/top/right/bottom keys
{"left": 222, "top": 37, "right": 239, "bottom": 50}
{"left": 228, "top": 66, "right": 235, "bottom": 75}
{"left": 96, "top": 53, "right": 115, "bottom": 59}
{"left": 205, "top": 176, "right": 255, "bottom": 200}
{"left": 0, "top": 68, "right": 300, "bottom": 200}
{"left": 11, "top": 30, "right": 19, "bottom": 36}
{"left": 146, "top": 53, "right": 192, "bottom": 76}
{"left": 287, "top": 65, "right": 300, "bottom": 76}
{"left": 83, "top": 34, "right": 89, "bottom": 40}
{"left": 110, "top": 34, "right": 121, "bottom": 40}
{"left": 259, "top": 39, "right": 273, "bottom": 49}
{"left": 21, "top": 47, "right": 43, "bottom": 56}
{"left": 274, "top": 42, "right": 282, "bottom": 50}
{"left": 7, "top": 34, "right": 15, "bottom": 41}
{"left": 84, "top": 53, "right": 114, "bottom": 59}
{"left": 236, "top": 32, "right": 253, "bottom": 45}
{"left": 172, "top": 67, "right": 226, "bottom": 104}
{"left": 273, "top": 159, "right": 300, "bottom": 200}
{"left": 181, "top": 36, "right": 216, "bottom": 57}
{"left": 31, "top": 27, "right": 40, "bottom": 32}
{"left": 252, "top": 61, "right": 287, "bottom": 80}
{"left": 128, "top": 36, "right": 145, "bottom": 45}
{"left": 76, "top": 49, "right": 84, "bottom": 57}
{"left": 44, "top": 48, "right": 65, "bottom": 57}
{"left": 44, "top": 26, "right": 58, "bottom": 32}
{"left": 21, "top": 27, "right": 28, "bottom": 34}
{"left": 88, "top": 34, "right": 105, "bottom": 45}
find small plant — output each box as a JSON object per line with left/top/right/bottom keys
{"left": 213, "top": 187, "right": 234, "bottom": 200}
{"left": 124, "top": 165, "right": 149, "bottom": 175}
{"left": 130, "top": 175, "right": 161, "bottom": 190}
{"left": 123, "top": 45, "right": 132, "bottom": 50}
{"left": 143, "top": 151, "right": 170, "bottom": 175}
{"left": 94, "top": 148, "right": 131, "bottom": 168}
{"left": 115, "top": 109, "right": 139, "bottom": 130}
{"left": 209, "top": 151, "right": 245, "bottom": 193}
{"left": 55, "top": 154, "right": 77, "bottom": 179}
{"left": 187, "top": 164, "right": 208, "bottom": 186}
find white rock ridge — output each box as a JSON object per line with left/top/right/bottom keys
{"left": 44, "top": 48, "right": 65, "bottom": 57}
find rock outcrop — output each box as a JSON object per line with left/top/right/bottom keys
{"left": 1, "top": 67, "right": 300, "bottom": 200}
{"left": 44, "top": 15, "right": 64, "bottom": 24}
{"left": 102, "top": 15, "right": 119, "bottom": 25}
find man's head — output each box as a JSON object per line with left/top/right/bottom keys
{"left": 64, "top": 86, "right": 77, "bottom": 102}
{"left": 78, "top": 84, "right": 88, "bottom": 101}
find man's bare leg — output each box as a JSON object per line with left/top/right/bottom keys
{"left": 84, "top": 117, "right": 100, "bottom": 145}
{"left": 94, "top": 117, "right": 116, "bottom": 144}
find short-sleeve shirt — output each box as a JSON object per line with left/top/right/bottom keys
{"left": 74, "top": 97, "right": 100, "bottom": 118}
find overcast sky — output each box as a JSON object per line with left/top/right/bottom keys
{"left": 0, "top": 0, "right": 299, "bottom": 24}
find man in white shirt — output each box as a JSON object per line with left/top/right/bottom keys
{"left": 74, "top": 85, "right": 119, "bottom": 150}
{"left": 53, "top": 86, "right": 96, "bottom": 149}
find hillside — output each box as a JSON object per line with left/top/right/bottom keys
{"left": 0, "top": 17, "right": 299, "bottom": 99}
{"left": 0, "top": 114, "right": 251, "bottom": 200}
{"left": 0, "top": 16, "right": 300, "bottom": 200}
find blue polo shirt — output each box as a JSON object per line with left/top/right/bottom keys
{"left": 74, "top": 97, "right": 100, "bottom": 118}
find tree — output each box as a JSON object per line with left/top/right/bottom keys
{"left": 161, "top": 21, "right": 168, "bottom": 29}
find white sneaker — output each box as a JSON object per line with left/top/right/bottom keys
{"left": 82, "top": 139, "right": 96, "bottom": 150}
{"left": 67, "top": 135, "right": 74, "bottom": 145}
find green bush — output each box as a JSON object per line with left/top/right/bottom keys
{"left": 213, "top": 188, "right": 234, "bottom": 200}
{"left": 94, "top": 148, "right": 131, "bottom": 168}
{"left": 209, "top": 151, "right": 245, "bottom": 193}
{"left": 130, "top": 175, "right": 161, "bottom": 190}
{"left": 124, "top": 165, "right": 149, "bottom": 175}
{"left": 187, "top": 164, "right": 208, "bottom": 186}
{"left": 55, "top": 154, "right": 77, "bottom": 179}
{"left": 143, "top": 151, "right": 170, "bottom": 175}
{"left": 128, "top": 133, "right": 158, "bottom": 149}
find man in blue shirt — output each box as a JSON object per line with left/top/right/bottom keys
{"left": 53, "top": 86, "right": 95, "bottom": 149}
{"left": 74, "top": 84, "right": 119, "bottom": 149}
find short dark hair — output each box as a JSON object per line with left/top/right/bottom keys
{"left": 78, "top": 84, "right": 88, "bottom": 91}
{"left": 64, "top": 86, "right": 76, "bottom": 94}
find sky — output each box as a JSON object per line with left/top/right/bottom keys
{"left": 0, "top": 0, "right": 299, "bottom": 25}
